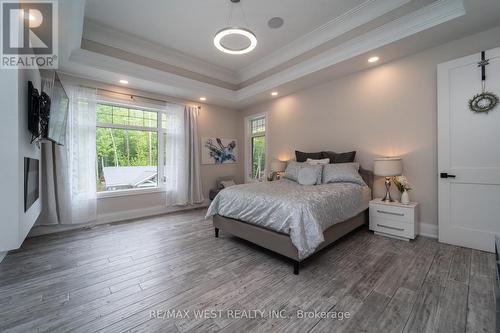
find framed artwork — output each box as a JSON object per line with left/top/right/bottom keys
{"left": 202, "top": 137, "right": 237, "bottom": 164}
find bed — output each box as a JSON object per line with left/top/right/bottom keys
{"left": 206, "top": 167, "right": 373, "bottom": 274}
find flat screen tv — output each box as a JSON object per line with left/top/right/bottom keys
{"left": 27, "top": 81, "right": 40, "bottom": 142}
{"left": 24, "top": 157, "right": 39, "bottom": 212}
{"left": 46, "top": 73, "right": 69, "bottom": 145}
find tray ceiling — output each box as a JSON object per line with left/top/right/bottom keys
{"left": 84, "top": 0, "right": 368, "bottom": 71}
{"left": 57, "top": 0, "right": 500, "bottom": 108}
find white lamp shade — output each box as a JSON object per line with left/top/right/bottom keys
{"left": 271, "top": 160, "right": 287, "bottom": 172}
{"left": 373, "top": 157, "right": 402, "bottom": 177}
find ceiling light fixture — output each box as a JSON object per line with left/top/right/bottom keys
{"left": 271, "top": 91, "right": 278, "bottom": 96}
{"left": 368, "top": 56, "right": 379, "bottom": 63}
{"left": 199, "top": 97, "right": 207, "bottom": 101}
{"left": 119, "top": 79, "right": 129, "bottom": 84}
{"left": 214, "top": 0, "right": 257, "bottom": 55}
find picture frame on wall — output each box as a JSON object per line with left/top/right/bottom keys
{"left": 202, "top": 137, "right": 237, "bottom": 165}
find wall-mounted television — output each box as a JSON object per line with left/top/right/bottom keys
{"left": 28, "top": 72, "right": 70, "bottom": 145}
{"left": 27, "top": 81, "right": 40, "bottom": 143}
{"left": 45, "top": 73, "right": 69, "bottom": 145}
{"left": 24, "top": 157, "right": 39, "bottom": 212}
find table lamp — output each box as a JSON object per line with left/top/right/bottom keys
{"left": 373, "top": 157, "right": 403, "bottom": 202}
{"left": 270, "top": 160, "right": 287, "bottom": 180}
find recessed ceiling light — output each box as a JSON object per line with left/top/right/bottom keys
{"left": 199, "top": 97, "right": 207, "bottom": 101}
{"left": 119, "top": 79, "right": 129, "bottom": 84}
{"left": 368, "top": 56, "right": 379, "bottom": 63}
{"left": 271, "top": 91, "right": 278, "bottom": 96}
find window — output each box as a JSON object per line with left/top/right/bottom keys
{"left": 247, "top": 115, "right": 266, "bottom": 181}
{"left": 96, "top": 103, "right": 166, "bottom": 193}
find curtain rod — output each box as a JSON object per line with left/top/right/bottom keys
{"left": 95, "top": 87, "right": 201, "bottom": 109}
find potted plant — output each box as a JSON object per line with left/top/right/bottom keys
{"left": 393, "top": 176, "right": 412, "bottom": 204}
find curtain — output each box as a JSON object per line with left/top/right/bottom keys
{"left": 164, "top": 104, "right": 204, "bottom": 206}
{"left": 184, "top": 106, "right": 204, "bottom": 204}
{"left": 38, "top": 85, "right": 97, "bottom": 224}
{"left": 64, "top": 86, "right": 98, "bottom": 223}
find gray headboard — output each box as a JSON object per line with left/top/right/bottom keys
{"left": 215, "top": 175, "right": 237, "bottom": 190}
{"left": 359, "top": 167, "right": 374, "bottom": 191}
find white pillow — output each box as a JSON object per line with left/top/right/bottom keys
{"left": 306, "top": 158, "right": 330, "bottom": 165}
{"left": 220, "top": 180, "right": 236, "bottom": 188}
{"left": 298, "top": 168, "right": 318, "bottom": 186}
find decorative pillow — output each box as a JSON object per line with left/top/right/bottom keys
{"left": 220, "top": 180, "right": 236, "bottom": 188}
{"left": 306, "top": 158, "right": 330, "bottom": 165}
{"left": 321, "top": 151, "right": 357, "bottom": 164}
{"left": 295, "top": 150, "right": 322, "bottom": 162}
{"left": 322, "top": 163, "right": 365, "bottom": 185}
{"left": 283, "top": 161, "right": 323, "bottom": 185}
{"left": 298, "top": 168, "right": 318, "bottom": 186}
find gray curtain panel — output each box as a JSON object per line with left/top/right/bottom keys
{"left": 183, "top": 106, "right": 204, "bottom": 205}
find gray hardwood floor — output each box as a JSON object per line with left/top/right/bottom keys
{"left": 0, "top": 208, "right": 496, "bottom": 333}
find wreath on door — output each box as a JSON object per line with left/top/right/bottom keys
{"left": 468, "top": 51, "right": 499, "bottom": 113}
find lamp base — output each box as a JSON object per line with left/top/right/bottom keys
{"left": 382, "top": 177, "right": 395, "bottom": 202}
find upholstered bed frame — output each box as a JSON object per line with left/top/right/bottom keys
{"left": 212, "top": 168, "right": 374, "bottom": 274}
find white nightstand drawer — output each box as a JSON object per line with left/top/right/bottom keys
{"left": 370, "top": 217, "right": 415, "bottom": 239}
{"left": 370, "top": 204, "right": 414, "bottom": 223}
{"left": 369, "top": 199, "right": 418, "bottom": 241}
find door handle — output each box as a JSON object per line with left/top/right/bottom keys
{"left": 440, "top": 172, "right": 456, "bottom": 179}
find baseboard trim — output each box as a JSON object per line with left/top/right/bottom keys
{"left": 419, "top": 222, "right": 438, "bottom": 239}
{"left": 29, "top": 200, "right": 210, "bottom": 237}
{"left": 96, "top": 200, "right": 210, "bottom": 225}
{"left": 0, "top": 251, "right": 7, "bottom": 264}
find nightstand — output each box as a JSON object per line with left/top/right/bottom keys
{"left": 369, "top": 199, "right": 418, "bottom": 241}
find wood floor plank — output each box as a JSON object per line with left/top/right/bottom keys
{"left": 434, "top": 279, "right": 468, "bottom": 333}
{"left": 448, "top": 247, "right": 472, "bottom": 285}
{"left": 341, "top": 291, "right": 391, "bottom": 332}
{"left": 403, "top": 281, "right": 444, "bottom": 333}
{"left": 0, "top": 210, "right": 496, "bottom": 333}
{"left": 466, "top": 275, "right": 496, "bottom": 333}
{"left": 373, "top": 287, "right": 417, "bottom": 333}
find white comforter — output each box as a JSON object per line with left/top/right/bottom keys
{"left": 206, "top": 179, "right": 371, "bottom": 259}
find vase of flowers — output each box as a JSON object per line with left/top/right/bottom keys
{"left": 393, "top": 176, "right": 412, "bottom": 204}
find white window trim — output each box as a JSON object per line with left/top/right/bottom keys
{"left": 244, "top": 112, "right": 269, "bottom": 183}
{"left": 95, "top": 99, "right": 167, "bottom": 198}
{"left": 97, "top": 187, "right": 163, "bottom": 199}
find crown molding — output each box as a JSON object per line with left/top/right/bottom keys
{"left": 83, "top": 19, "right": 240, "bottom": 85}
{"left": 62, "top": 48, "right": 237, "bottom": 104}
{"left": 237, "top": 0, "right": 465, "bottom": 100}
{"left": 59, "top": 0, "right": 466, "bottom": 109}
{"left": 237, "top": 0, "right": 411, "bottom": 82}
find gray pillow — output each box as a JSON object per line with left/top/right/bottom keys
{"left": 321, "top": 151, "right": 356, "bottom": 163}
{"left": 295, "top": 151, "right": 322, "bottom": 162}
{"left": 298, "top": 168, "right": 317, "bottom": 186}
{"left": 283, "top": 161, "right": 322, "bottom": 185}
{"left": 322, "top": 163, "right": 365, "bottom": 185}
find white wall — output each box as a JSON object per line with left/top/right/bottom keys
{"left": 241, "top": 27, "right": 500, "bottom": 230}
{"left": 31, "top": 77, "right": 244, "bottom": 233}
{"left": 0, "top": 70, "right": 20, "bottom": 251}
{"left": 0, "top": 68, "right": 42, "bottom": 256}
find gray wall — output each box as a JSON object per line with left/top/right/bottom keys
{"left": 241, "top": 27, "right": 500, "bottom": 228}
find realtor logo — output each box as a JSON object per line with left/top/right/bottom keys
{"left": 1, "top": 0, "right": 58, "bottom": 69}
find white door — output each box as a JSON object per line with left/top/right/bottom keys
{"left": 437, "top": 47, "right": 500, "bottom": 253}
